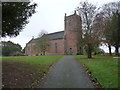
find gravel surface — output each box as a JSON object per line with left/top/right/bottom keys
{"left": 39, "top": 56, "right": 94, "bottom": 88}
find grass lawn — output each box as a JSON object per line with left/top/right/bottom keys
{"left": 75, "top": 55, "right": 118, "bottom": 88}
{"left": 2, "top": 55, "right": 64, "bottom": 88}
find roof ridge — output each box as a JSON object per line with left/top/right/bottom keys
{"left": 47, "top": 31, "right": 64, "bottom": 35}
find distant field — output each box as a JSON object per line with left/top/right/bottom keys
{"left": 75, "top": 55, "right": 118, "bottom": 88}
{"left": 2, "top": 55, "right": 64, "bottom": 88}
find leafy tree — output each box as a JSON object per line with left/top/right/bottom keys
{"left": 1, "top": 41, "right": 22, "bottom": 56}
{"left": 104, "top": 11, "right": 120, "bottom": 56}
{"left": 0, "top": 2, "right": 1, "bottom": 36}
{"left": 21, "top": 48, "right": 25, "bottom": 53}
{"left": 77, "top": 1, "right": 100, "bottom": 58}
{"left": 101, "top": 1, "right": 120, "bottom": 55}
{"left": 2, "top": 2, "right": 37, "bottom": 37}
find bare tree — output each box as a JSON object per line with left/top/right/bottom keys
{"left": 77, "top": 1, "right": 100, "bottom": 58}
{"left": 36, "top": 30, "right": 49, "bottom": 55}
{"left": 38, "top": 30, "right": 48, "bottom": 38}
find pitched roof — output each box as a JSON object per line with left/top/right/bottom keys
{"left": 48, "top": 31, "right": 64, "bottom": 40}
{"left": 26, "top": 38, "right": 39, "bottom": 45}
{"left": 27, "top": 31, "right": 64, "bottom": 44}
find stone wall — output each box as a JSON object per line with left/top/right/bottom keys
{"left": 46, "top": 39, "right": 64, "bottom": 55}
{"left": 25, "top": 43, "right": 38, "bottom": 56}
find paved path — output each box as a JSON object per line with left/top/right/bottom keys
{"left": 39, "top": 56, "right": 94, "bottom": 88}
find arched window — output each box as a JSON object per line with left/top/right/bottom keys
{"left": 69, "top": 48, "right": 73, "bottom": 55}
{"left": 55, "top": 43, "right": 57, "bottom": 53}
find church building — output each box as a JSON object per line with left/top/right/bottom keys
{"left": 25, "top": 11, "right": 82, "bottom": 55}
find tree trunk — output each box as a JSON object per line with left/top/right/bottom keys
{"left": 88, "top": 52, "right": 92, "bottom": 58}
{"left": 115, "top": 46, "right": 119, "bottom": 56}
{"left": 108, "top": 43, "right": 112, "bottom": 56}
{"left": 87, "top": 44, "right": 92, "bottom": 58}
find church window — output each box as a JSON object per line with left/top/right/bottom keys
{"left": 33, "top": 45, "right": 36, "bottom": 52}
{"left": 27, "top": 46, "right": 30, "bottom": 51}
{"left": 54, "top": 43, "right": 58, "bottom": 53}
{"left": 48, "top": 43, "right": 50, "bottom": 51}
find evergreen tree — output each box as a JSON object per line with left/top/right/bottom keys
{"left": 2, "top": 2, "right": 37, "bottom": 37}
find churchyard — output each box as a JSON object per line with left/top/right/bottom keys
{"left": 1, "top": 0, "right": 119, "bottom": 89}
{"left": 2, "top": 55, "right": 119, "bottom": 88}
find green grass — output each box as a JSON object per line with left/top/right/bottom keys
{"left": 2, "top": 55, "right": 64, "bottom": 87}
{"left": 2, "top": 55, "right": 64, "bottom": 73}
{"left": 75, "top": 55, "right": 118, "bottom": 88}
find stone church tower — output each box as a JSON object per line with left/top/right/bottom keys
{"left": 64, "top": 11, "right": 82, "bottom": 55}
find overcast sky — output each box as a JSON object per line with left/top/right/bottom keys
{"left": 3, "top": 0, "right": 118, "bottom": 52}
